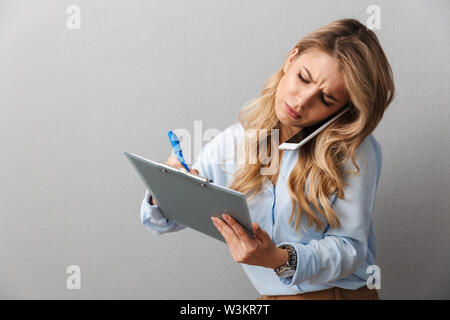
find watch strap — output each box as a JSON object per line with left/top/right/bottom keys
{"left": 274, "top": 244, "right": 297, "bottom": 277}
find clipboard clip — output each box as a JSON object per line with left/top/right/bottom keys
{"left": 159, "top": 163, "right": 213, "bottom": 186}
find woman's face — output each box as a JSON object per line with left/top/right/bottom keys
{"left": 275, "top": 47, "right": 350, "bottom": 142}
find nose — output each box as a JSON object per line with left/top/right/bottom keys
{"left": 293, "top": 87, "right": 316, "bottom": 111}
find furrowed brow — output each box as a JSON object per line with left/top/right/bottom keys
{"left": 303, "top": 66, "right": 340, "bottom": 103}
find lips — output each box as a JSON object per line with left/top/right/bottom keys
{"left": 284, "top": 103, "right": 301, "bottom": 119}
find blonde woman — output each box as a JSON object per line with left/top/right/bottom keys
{"left": 140, "top": 18, "right": 394, "bottom": 300}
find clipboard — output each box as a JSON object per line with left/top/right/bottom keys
{"left": 124, "top": 152, "right": 254, "bottom": 243}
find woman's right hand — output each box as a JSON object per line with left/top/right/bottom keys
{"left": 164, "top": 156, "right": 199, "bottom": 175}
{"left": 150, "top": 157, "right": 199, "bottom": 205}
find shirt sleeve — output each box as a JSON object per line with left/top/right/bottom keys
{"left": 140, "top": 189, "right": 186, "bottom": 235}
{"left": 276, "top": 137, "right": 381, "bottom": 286}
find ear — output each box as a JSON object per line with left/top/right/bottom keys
{"left": 283, "top": 47, "right": 299, "bottom": 73}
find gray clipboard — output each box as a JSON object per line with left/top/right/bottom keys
{"left": 124, "top": 152, "right": 254, "bottom": 243}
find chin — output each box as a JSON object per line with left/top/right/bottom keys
{"left": 283, "top": 114, "right": 302, "bottom": 126}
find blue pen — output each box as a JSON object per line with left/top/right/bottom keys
{"left": 168, "top": 131, "right": 191, "bottom": 172}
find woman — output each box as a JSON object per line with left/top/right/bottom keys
{"left": 140, "top": 18, "right": 394, "bottom": 300}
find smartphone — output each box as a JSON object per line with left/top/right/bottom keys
{"left": 278, "top": 105, "right": 351, "bottom": 150}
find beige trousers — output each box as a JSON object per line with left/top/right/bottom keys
{"left": 256, "top": 285, "right": 380, "bottom": 300}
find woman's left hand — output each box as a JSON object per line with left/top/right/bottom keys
{"left": 211, "top": 214, "right": 285, "bottom": 269}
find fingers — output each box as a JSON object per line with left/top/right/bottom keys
{"left": 252, "top": 222, "right": 272, "bottom": 242}
{"left": 213, "top": 218, "right": 275, "bottom": 266}
{"left": 166, "top": 156, "right": 183, "bottom": 168}
{"left": 222, "top": 214, "right": 252, "bottom": 242}
{"left": 211, "top": 216, "right": 236, "bottom": 244}
{"left": 212, "top": 214, "right": 254, "bottom": 245}
{"left": 166, "top": 157, "right": 198, "bottom": 175}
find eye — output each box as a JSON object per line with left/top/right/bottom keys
{"left": 297, "top": 73, "right": 308, "bottom": 83}
{"left": 298, "top": 73, "right": 332, "bottom": 107}
{"left": 321, "top": 96, "right": 332, "bottom": 107}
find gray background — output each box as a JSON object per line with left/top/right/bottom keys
{"left": 0, "top": 0, "right": 449, "bottom": 299}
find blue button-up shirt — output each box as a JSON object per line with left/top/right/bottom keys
{"left": 140, "top": 121, "right": 382, "bottom": 295}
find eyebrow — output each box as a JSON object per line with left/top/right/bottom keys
{"left": 303, "top": 66, "right": 340, "bottom": 103}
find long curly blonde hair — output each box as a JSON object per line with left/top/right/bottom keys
{"left": 224, "top": 18, "right": 395, "bottom": 234}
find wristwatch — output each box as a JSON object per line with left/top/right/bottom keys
{"left": 274, "top": 244, "right": 297, "bottom": 278}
